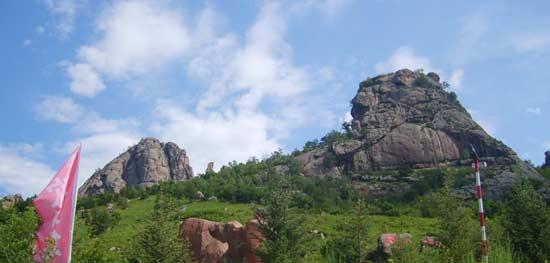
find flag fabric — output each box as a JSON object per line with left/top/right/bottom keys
{"left": 33, "top": 145, "right": 81, "bottom": 263}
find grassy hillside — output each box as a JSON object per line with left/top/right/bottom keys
{"left": 73, "top": 196, "right": 438, "bottom": 260}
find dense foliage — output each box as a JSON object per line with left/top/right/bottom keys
{"left": 502, "top": 182, "right": 550, "bottom": 262}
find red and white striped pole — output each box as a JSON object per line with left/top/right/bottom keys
{"left": 471, "top": 145, "right": 488, "bottom": 262}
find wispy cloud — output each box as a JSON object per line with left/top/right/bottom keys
{"left": 35, "top": 95, "right": 84, "bottom": 123}
{"left": 66, "top": 63, "right": 106, "bottom": 97}
{"left": 0, "top": 144, "right": 55, "bottom": 197}
{"left": 67, "top": 0, "right": 191, "bottom": 97}
{"left": 525, "top": 107, "right": 542, "bottom": 116}
{"left": 44, "top": 0, "right": 78, "bottom": 37}
{"left": 375, "top": 46, "right": 436, "bottom": 73}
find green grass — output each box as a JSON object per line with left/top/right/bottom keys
{"left": 73, "top": 196, "right": 439, "bottom": 260}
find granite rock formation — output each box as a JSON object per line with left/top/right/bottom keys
{"left": 294, "top": 69, "right": 547, "bottom": 199}
{"left": 180, "top": 218, "right": 262, "bottom": 263}
{"left": 79, "top": 138, "right": 193, "bottom": 196}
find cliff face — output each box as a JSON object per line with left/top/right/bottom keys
{"left": 79, "top": 138, "right": 193, "bottom": 196}
{"left": 349, "top": 69, "right": 515, "bottom": 171}
{"left": 294, "top": 69, "right": 546, "bottom": 199}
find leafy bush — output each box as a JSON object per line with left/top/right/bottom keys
{"left": 84, "top": 207, "right": 121, "bottom": 236}
{"left": 0, "top": 208, "right": 39, "bottom": 262}
{"left": 502, "top": 182, "right": 550, "bottom": 262}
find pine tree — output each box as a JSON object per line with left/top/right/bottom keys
{"left": 128, "top": 191, "right": 194, "bottom": 263}
{"left": 256, "top": 177, "right": 303, "bottom": 263}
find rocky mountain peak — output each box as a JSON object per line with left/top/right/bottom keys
{"left": 79, "top": 138, "right": 193, "bottom": 196}
{"left": 348, "top": 68, "right": 516, "bottom": 170}
{"left": 294, "top": 69, "right": 545, "bottom": 199}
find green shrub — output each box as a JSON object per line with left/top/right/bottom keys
{"left": 84, "top": 207, "right": 121, "bottom": 236}
{"left": 127, "top": 193, "right": 194, "bottom": 263}
{"left": 502, "top": 182, "right": 550, "bottom": 262}
{"left": 0, "top": 208, "right": 39, "bottom": 263}
{"left": 257, "top": 178, "right": 305, "bottom": 263}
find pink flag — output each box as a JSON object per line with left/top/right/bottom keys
{"left": 33, "top": 145, "right": 81, "bottom": 263}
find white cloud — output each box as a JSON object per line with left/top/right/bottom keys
{"left": 152, "top": 101, "right": 279, "bottom": 173}
{"left": 66, "top": 63, "right": 106, "bottom": 97}
{"left": 65, "top": 1, "right": 192, "bottom": 97}
{"left": 375, "top": 46, "right": 437, "bottom": 73}
{"left": 190, "top": 2, "right": 311, "bottom": 113}
{"left": 77, "top": 1, "right": 190, "bottom": 78}
{"left": 0, "top": 144, "right": 55, "bottom": 197}
{"left": 544, "top": 141, "right": 550, "bottom": 150}
{"left": 448, "top": 69, "right": 464, "bottom": 91}
{"left": 45, "top": 0, "right": 77, "bottom": 37}
{"left": 525, "top": 107, "right": 542, "bottom": 116}
{"left": 72, "top": 112, "right": 140, "bottom": 135}
{"left": 35, "top": 95, "right": 84, "bottom": 123}
{"left": 152, "top": 2, "right": 346, "bottom": 172}
{"left": 22, "top": 39, "right": 32, "bottom": 46}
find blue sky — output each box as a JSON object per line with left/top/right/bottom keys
{"left": 1, "top": 0, "right": 549, "bottom": 196}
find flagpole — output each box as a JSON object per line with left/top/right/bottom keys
{"left": 471, "top": 145, "right": 488, "bottom": 263}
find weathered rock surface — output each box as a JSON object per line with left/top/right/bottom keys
{"left": 542, "top": 151, "right": 550, "bottom": 169}
{"left": 180, "top": 218, "right": 262, "bottom": 263}
{"left": 377, "top": 233, "right": 412, "bottom": 256}
{"left": 294, "top": 69, "right": 548, "bottom": 198}
{"left": 1, "top": 194, "right": 23, "bottom": 209}
{"left": 79, "top": 138, "right": 193, "bottom": 196}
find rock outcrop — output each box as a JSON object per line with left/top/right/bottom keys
{"left": 542, "top": 151, "right": 550, "bottom": 169}
{"left": 353, "top": 69, "right": 514, "bottom": 171}
{"left": 1, "top": 194, "right": 23, "bottom": 209}
{"left": 79, "top": 138, "right": 193, "bottom": 196}
{"left": 377, "top": 233, "right": 412, "bottom": 257}
{"left": 180, "top": 218, "right": 262, "bottom": 263}
{"left": 294, "top": 69, "right": 547, "bottom": 198}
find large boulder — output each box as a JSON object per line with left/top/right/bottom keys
{"left": 79, "top": 138, "right": 193, "bottom": 196}
{"left": 180, "top": 218, "right": 263, "bottom": 263}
